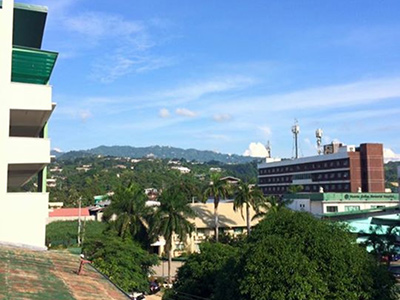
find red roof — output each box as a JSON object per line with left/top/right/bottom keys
{"left": 49, "top": 208, "right": 90, "bottom": 217}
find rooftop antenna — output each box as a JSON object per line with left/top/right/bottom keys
{"left": 291, "top": 120, "right": 300, "bottom": 159}
{"left": 315, "top": 128, "right": 323, "bottom": 155}
{"left": 265, "top": 140, "right": 271, "bottom": 158}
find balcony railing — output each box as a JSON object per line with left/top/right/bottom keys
{"left": 12, "top": 46, "right": 58, "bottom": 85}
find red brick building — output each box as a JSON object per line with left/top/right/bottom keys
{"left": 258, "top": 143, "right": 384, "bottom": 195}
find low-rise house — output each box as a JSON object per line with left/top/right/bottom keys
{"left": 171, "top": 166, "right": 191, "bottom": 174}
{"left": 152, "top": 202, "right": 260, "bottom": 257}
{"left": 46, "top": 178, "right": 57, "bottom": 188}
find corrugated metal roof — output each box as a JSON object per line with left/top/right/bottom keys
{"left": 49, "top": 208, "right": 90, "bottom": 217}
{"left": 12, "top": 46, "right": 58, "bottom": 85}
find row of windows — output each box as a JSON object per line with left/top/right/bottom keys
{"left": 259, "top": 171, "right": 350, "bottom": 184}
{"left": 313, "top": 171, "right": 349, "bottom": 182}
{"left": 259, "top": 159, "right": 349, "bottom": 175}
{"left": 326, "top": 205, "right": 386, "bottom": 213}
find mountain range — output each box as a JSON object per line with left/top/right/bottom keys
{"left": 52, "top": 145, "right": 260, "bottom": 164}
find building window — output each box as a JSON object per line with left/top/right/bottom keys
{"left": 343, "top": 160, "right": 349, "bottom": 167}
{"left": 326, "top": 206, "right": 338, "bottom": 213}
{"left": 345, "top": 206, "right": 360, "bottom": 212}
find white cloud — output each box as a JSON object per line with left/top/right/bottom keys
{"left": 52, "top": 147, "right": 63, "bottom": 153}
{"left": 384, "top": 148, "right": 400, "bottom": 163}
{"left": 159, "top": 108, "right": 170, "bottom": 118}
{"left": 176, "top": 108, "right": 197, "bottom": 118}
{"left": 213, "top": 113, "right": 232, "bottom": 122}
{"left": 243, "top": 142, "right": 268, "bottom": 157}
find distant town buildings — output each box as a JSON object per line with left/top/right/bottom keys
{"left": 0, "top": 0, "right": 57, "bottom": 249}
{"left": 258, "top": 142, "right": 385, "bottom": 195}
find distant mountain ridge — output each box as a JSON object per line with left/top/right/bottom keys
{"left": 57, "top": 145, "right": 260, "bottom": 164}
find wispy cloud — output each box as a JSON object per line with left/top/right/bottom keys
{"left": 176, "top": 108, "right": 198, "bottom": 118}
{"left": 258, "top": 126, "right": 272, "bottom": 137}
{"left": 159, "top": 108, "right": 171, "bottom": 118}
{"left": 211, "top": 77, "right": 400, "bottom": 115}
{"left": 213, "top": 113, "right": 232, "bottom": 122}
{"left": 158, "top": 76, "right": 256, "bottom": 104}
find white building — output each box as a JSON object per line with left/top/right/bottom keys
{"left": 0, "top": 0, "right": 57, "bottom": 249}
{"left": 171, "top": 166, "right": 191, "bottom": 174}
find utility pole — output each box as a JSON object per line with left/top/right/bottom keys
{"left": 77, "top": 196, "right": 82, "bottom": 247}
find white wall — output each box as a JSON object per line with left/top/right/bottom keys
{"left": 0, "top": 193, "right": 48, "bottom": 249}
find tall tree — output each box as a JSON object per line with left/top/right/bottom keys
{"left": 233, "top": 182, "right": 265, "bottom": 234}
{"left": 150, "top": 186, "right": 195, "bottom": 283}
{"left": 203, "top": 173, "right": 230, "bottom": 242}
{"left": 103, "top": 183, "right": 151, "bottom": 243}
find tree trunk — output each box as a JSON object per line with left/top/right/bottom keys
{"left": 168, "top": 248, "right": 172, "bottom": 283}
{"left": 246, "top": 203, "right": 251, "bottom": 235}
{"left": 214, "top": 202, "right": 219, "bottom": 243}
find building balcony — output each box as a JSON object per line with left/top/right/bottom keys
{"left": 9, "top": 106, "right": 54, "bottom": 137}
{"left": 12, "top": 46, "right": 58, "bottom": 85}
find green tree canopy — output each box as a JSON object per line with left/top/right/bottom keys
{"left": 165, "top": 209, "right": 397, "bottom": 300}
{"left": 83, "top": 231, "right": 158, "bottom": 293}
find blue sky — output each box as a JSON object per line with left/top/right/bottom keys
{"left": 25, "top": 0, "right": 400, "bottom": 160}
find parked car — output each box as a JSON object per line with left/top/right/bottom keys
{"left": 129, "top": 292, "right": 146, "bottom": 300}
{"left": 388, "top": 265, "right": 400, "bottom": 280}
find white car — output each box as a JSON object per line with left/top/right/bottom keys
{"left": 129, "top": 292, "right": 146, "bottom": 300}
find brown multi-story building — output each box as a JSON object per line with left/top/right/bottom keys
{"left": 258, "top": 143, "right": 384, "bottom": 195}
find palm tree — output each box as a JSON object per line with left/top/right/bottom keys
{"left": 233, "top": 182, "right": 265, "bottom": 234}
{"left": 150, "top": 186, "right": 195, "bottom": 283}
{"left": 103, "top": 183, "right": 151, "bottom": 242}
{"left": 252, "top": 195, "right": 288, "bottom": 220}
{"left": 203, "top": 173, "right": 229, "bottom": 242}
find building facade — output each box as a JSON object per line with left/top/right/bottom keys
{"left": 284, "top": 192, "right": 399, "bottom": 215}
{"left": 258, "top": 143, "right": 385, "bottom": 195}
{"left": 0, "top": 1, "right": 57, "bottom": 249}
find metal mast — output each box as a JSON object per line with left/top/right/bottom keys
{"left": 316, "top": 128, "right": 323, "bottom": 155}
{"left": 292, "top": 120, "right": 300, "bottom": 159}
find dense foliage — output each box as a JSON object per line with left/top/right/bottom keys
{"left": 47, "top": 156, "right": 258, "bottom": 207}
{"left": 165, "top": 210, "right": 398, "bottom": 300}
{"left": 83, "top": 232, "right": 158, "bottom": 293}
{"left": 46, "top": 220, "right": 106, "bottom": 248}
{"left": 385, "top": 161, "right": 400, "bottom": 190}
